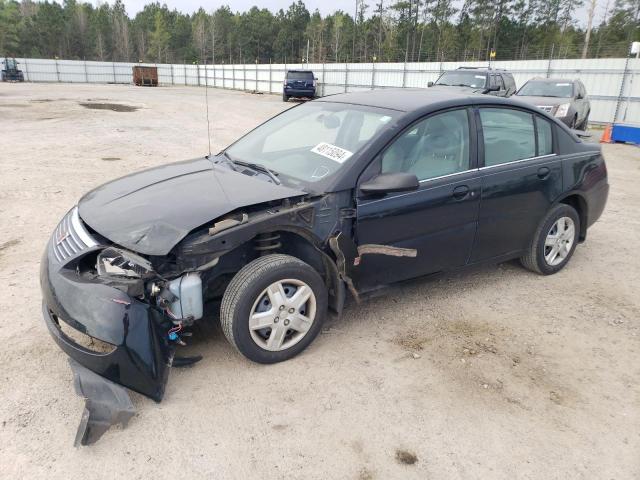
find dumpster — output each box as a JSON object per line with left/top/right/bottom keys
{"left": 133, "top": 66, "right": 158, "bottom": 86}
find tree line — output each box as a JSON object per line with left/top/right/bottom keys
{"left": 0, "top": 0, "right": 638, "bottom": 64}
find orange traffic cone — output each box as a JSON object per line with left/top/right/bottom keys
{"left": 600, "top": 124, "right": 612, "bottom": 143}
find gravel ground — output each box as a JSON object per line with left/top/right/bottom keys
{"left": 0, "top": 83, "right": 638, "bottom": 480}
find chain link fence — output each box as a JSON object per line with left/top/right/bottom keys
{"left": 7, "top": 56, "right": 640, "bottom": 125}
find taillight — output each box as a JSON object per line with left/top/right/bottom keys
{"left": 313, "top": 79, "right": 317, "bottom": 87}
{"left": 283, "top": 79, "right": 287, "bottom": 86}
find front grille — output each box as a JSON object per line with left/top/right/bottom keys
{"left": 539, "top": 105, "right": 554, "bottom": 113}
{"left": 52, "top": 207, "right": 98, "bottom": 262}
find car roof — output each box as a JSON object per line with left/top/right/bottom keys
{"left": 287, "top": 69, "right": 313, "bottom": 73}
{"left": 456, "top": 67, "right": 510, "bottom": 73}
{"left": 315, "top": 88, "right": 491, "bottom": 112}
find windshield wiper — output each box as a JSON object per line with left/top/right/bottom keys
{"left": 212, "top": 151, "right": 237, "bottom": 170}
{"left": 232, "top": 159, "right": 281, "bottom": 185}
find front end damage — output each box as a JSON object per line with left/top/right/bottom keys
{"left": 41, "top": 207, "right": 182, "bottom": 444}
{"left": 41, "top": 192, "right": 356, "bottom": 445}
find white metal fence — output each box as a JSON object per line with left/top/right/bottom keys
{"left": 8, "top": 57, "right": 640, "bottom": 125}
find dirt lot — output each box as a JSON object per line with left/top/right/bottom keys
{"left": 0, "top": 83, "right": 638, "bottom": 480}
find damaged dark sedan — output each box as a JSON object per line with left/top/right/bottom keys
{"left": 41, "top": 89, "right": 608, "bottom": 444}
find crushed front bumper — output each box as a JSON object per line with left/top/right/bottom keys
{"left": 40, "top": 215, "right": 178, "bottom": 445}
{"left": 41, "top": 241, "right": 175, "bottom": 402}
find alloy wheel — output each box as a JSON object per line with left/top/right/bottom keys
{"left": 248, "top": 279, "right": 317, "bottom": 352}
{"left": 544, "top": 216, "right": 575, "bottom": 266}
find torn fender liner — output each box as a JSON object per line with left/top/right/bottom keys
{"left": 69, "top": 359, "right": 135, "bottom": 446}
{"left": 357, "top": 244, "right": 417, "bottom": 258}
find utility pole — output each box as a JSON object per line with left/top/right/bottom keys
{"left": 582, "top": 0, "right": 598, "bottom": 59}
{"left": 377, "top": 1, "right": 383, "bottom": 60}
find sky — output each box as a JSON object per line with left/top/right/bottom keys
{"left": 96, "top": 0, "right": 602, "bottom": 26}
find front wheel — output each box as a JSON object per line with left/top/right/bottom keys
{"left": 220, "top": 254, "right": 327, "bottom": 364}
{"left": 520, "top": 204, "right": 580, "bottom": 275}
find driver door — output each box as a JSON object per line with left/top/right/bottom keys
{"left": 353, "top": 108, "right": 481, "bottom": 289}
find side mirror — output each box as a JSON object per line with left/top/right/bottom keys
{"left": 314, "top": 77, "right": 318, "bottom": 80}
{"left": 427, "top": 81, "right": 434, "bottom": 87}
{"left": 576, "top": 93, "right": 583, "bottom": 99}
{"left": 359, "top": 172, "right": 419, "bottom": 195}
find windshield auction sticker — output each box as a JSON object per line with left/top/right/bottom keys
{"left": 311, "top": 143, "right": 353, "bottom": 163}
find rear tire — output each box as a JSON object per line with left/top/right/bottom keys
{"left": 282, "top": 93, "right": 289, "bottom": 102}
{"left": 520, "top": 204, "right": 580, "bottom": 275}
{"left": 220, "top": 254, "right": 327, "bottom": 364}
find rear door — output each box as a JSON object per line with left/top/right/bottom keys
{"left": 470, "top": 107, "right": 564, "bottom": 262}
{"left": 354, "top": 108, "right": 481, "bottom": 289}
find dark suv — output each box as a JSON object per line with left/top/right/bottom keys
{"left": 283, "top": 70, "right": 316, "bottom": 102}
{"left": 428, "top": 67, "right": 516, "bottom": 97}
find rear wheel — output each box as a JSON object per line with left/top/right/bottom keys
{"left": 520, "top": 204, "right": 580, "bottom": 275}
{"left": 282, "top": 93, "right": 289, "bottom": 102}
{"left": 220, "top": 254, "right": 327, "bottom": 363}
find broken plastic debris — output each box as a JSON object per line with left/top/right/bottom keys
{"left": 69, "top": 359, "right": 135, "bottom": 446}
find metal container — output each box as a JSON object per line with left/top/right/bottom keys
{"left": 132, "top": 66, "right": 158, "bottom": 86}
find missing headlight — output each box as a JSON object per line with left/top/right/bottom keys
{"left": 97, "top": 247, "right": 154, "bottom": 278}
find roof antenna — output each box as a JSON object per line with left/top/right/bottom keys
{"left": 204, "top": 60, "right": 212, "bottom": 157}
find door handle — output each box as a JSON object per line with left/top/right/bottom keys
{"left": 452, "top": 185, "right": 470, "bottom": 199}
{"left": 537, "top": 167, "right": 550, "bottom": 180}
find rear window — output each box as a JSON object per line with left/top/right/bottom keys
{"left": 287, "top": 71, "right": 313, "bottom": 80}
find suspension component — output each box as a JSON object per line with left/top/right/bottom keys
{"left": 254, "top": 232, "right": 281, "bottom": 254}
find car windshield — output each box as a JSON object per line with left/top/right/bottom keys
{"left": 225, "top": 102, "right": 397, "bottom": 184}
{"left": 517, "top": 81, "right": 574, "bottom": 98}
{"left": 287, "top": 71, "right": 313, "bottom": 80}
{"left": 436, "top": 71, "right": 487, "bottom": 88}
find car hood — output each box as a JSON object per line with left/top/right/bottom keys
{"left": 78, "top": 157, "right": 305, "bottom": 256}
{"left": 514, "top": 96, "right": 571, "bottom": 107}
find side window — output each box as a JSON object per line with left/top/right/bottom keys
{"left": 536, "top": 116, "right": 553, "bottom": 155}
{"left": 381, "top": 109, "right": 470, "bottom": 181}
{"left": 479, "top": 108, "right": 536, "bottom": 166}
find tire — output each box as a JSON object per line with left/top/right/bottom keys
{"left": 220, "top": 254, "right": 328, "bottom": 364}
{"left": 520, "top": 204, "right": 580, "bottom": 275}
{"left": 282, "top": 93, "right": 289, "bottom": 102}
